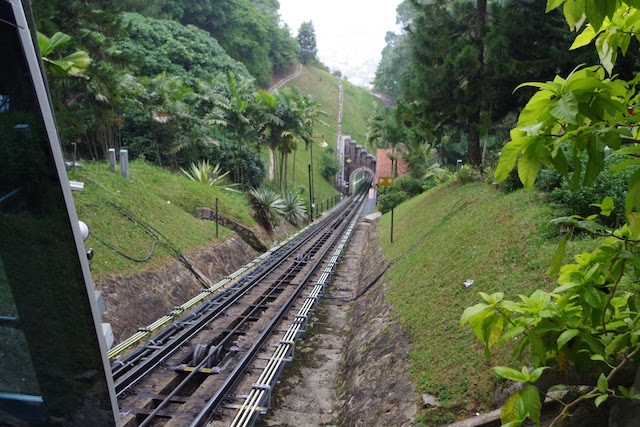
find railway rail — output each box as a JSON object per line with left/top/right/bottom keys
{"left": 113, "top": 188, "right": 369, "bottom": 427}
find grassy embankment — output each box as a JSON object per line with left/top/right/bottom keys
{"left": 69, "top": 161, "right": 254, "bottom": 281}
{"left": 377, "top": 182, "right": 598, "bottom": 426}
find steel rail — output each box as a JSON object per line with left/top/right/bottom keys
{"left": 135, "top": 255, "right": 311, "bottom": 427}
{"left": 115, "top": 188, "right": 368, "bottom": 426}
{"left": 108, "top": 228, "right": 303, "bottom": 359}
{"left": 189, "top": 192, "right": 367, "bottom": 427}
{"left": 229, "top": 203, "right": 362, "bottom": 427}
{"left": 112, "top": 198, "right": 354, "bottom": 392}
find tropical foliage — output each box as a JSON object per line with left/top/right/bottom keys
{"left": 37, "top": 31, "right": 90, "bottom": 77}
{"left": 372, "top": 0, "right": 597, "bottom": 172}
{"left": 118, "top": 0, "right": 299, "bottom": 86}
{"left": 248, "top": 187, "right": 286, "bottom": 231}
{"left": 29, "top": 0, "right": 329, "bottom": 195}
{"left": 462, "top": 1, "right": 640, "bottom": 425}
{"left": 280, "top": 192, "right": 306, "bottom": 226}
{"left": 181, "top": 159, "right": 231, "bottom": 188}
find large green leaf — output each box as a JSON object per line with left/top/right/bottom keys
{"left": 547, "top": 0, "right": 566, "bottom": 12}
{"left": 571, "top": 25, "right": 598, "bottom": 50}
{"left": 625, "top": 169, "right": 640, "bottom": 214}
{"left": 501, "top": 392, "right": 522, "bottom": 425}
{"left": 37, "top": 31, "right": 72, "bottom": 56}
{"left": 585, "top": 0, "right": 607, "bottom": 31}
{"left": 550, "top": 91, "right": 579, "bottom": 124}
{"left": 529, "top": 332, "right": 548, "bottom": 365}
{"left": 596, "top": 33, "right": 616, "bottom": 75}
{"left": 517, "top": 90, "right": 555, "bottom": 127}
{"left": 584, "top": 138, "right": 605, "bottom": 186}
{"left": 459, "top": 303, "right": 489, "bottom": 326}
{"left": 557, "top": 328, "right": 580, "bottom": 349}
{"left": 484, "top": 314, "right": 506, "bottom": 348}
{"left": 564, "top": 0, "right": 587, "bottom": 30}
{"left": 520, "top": 385, "right": 543, "bottom": 423}
{"left": 517, "top": 144, "right": 540, "bottom": 189}
{"left": 498, "top": 326, "right": 526, "bottom": 345}
{"left": 62, "top": 51, "right": 91, "bottom": 74}
{"left": 494, "top": 366, "right": 528, "bottom": 382}
{"left": 494, "top": 136, "right": 528, "bottom": 183}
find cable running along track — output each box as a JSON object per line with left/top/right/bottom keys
{"left": 114, "top": 190, "right": 369, "bottom": 427}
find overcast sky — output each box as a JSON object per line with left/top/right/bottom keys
{"left": 278, "top": 0, "right": 403, "bottom": 87}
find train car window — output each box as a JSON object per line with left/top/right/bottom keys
{"left": 0, "top": 1, "right": 119, "bottom": 425}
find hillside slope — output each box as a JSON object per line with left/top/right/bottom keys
{"left": 277, "top": 65, "right": 378, "bottom": 202}
{"left": 375, "top": 182, "right": 596, "bottom": 425}
{"left": 70, "top": 161, "right": 257, "bottom": 281}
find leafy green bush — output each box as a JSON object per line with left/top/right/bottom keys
{"left": 378, "top": 190, "right": 408, "bottom": 214}
{"left": 281, "top": 192, "right": 306, "bottom": 226}
{"left": 248, "top": 187, "right": 284, "bottom": 231}
{"left": 394, "top": 175, "right": 424, "bottom": 198}
{"left": 541, "top": 155, "right": 636, "bottom": 226}
{"left": 456, "top": 164, "right": 480, "bottom": 184}
{"left": 320, "top": 148, "right": 341, "bottom": 180}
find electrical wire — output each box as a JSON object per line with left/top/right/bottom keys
{"left": 90, "top": 232, "right": 161, "bottom": 263}
{"left": 91, "top": 201, "right": 211, "bottom": 289}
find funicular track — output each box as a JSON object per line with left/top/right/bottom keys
{"left": 113, "top": 189, "right": 369, "bottom": 427}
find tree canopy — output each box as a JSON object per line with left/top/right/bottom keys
{"left": 297, "top": 21, "right": 318, "bottom": 65}
{"left": 372, "top": 0, "right": 597, "bottom": 169}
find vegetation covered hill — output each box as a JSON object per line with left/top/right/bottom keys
{"left": 70, "top": 64, "right": 378, "bottom": 281}
{"left": 377, "top": 182, "right": 596, "bottom": 425}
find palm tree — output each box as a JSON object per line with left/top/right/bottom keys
{"left": 276, "top": 90, "right": 299, "bottom": 191}
{"left": 403, "top": 138, "right": 432, "bottom": 179}
{"left": 140, "top": 73, "right": 196, "bottom": 166}
{"left": 217, "top": 71, "right": 257, "bottom": 189}
{"left": 367, "top": 105, "right": 406, "bottom": 177}
{"left": 254, "top": 90, "right": 284, "bottom": 181}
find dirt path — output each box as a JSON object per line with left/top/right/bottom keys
{"left": 268, "top": 63, "right": 302, "bottom": 93}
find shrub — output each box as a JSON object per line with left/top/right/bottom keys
{"left": 181, "top": 159, "right": 231, "bottom": 188}
{"left": 394, "top": 175, "right": 424, "bottom": 198}
{"left": 320, "top": 149, "right": 341, "bottom": 180}
{"left": 378, "top": 190, "right": 408, "bottom": 214}
{"left": 248, "top": 187, "right": 284, "bottom": 231}
{"left": 281, "top": 192, "right": 306, "bottom": 225}
{"left": 456, "top": 164, "right": 480, "bottom": 184}
{"left": 544, "top": 155, "right": 636, "bottom": 226}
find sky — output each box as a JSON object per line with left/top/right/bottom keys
{"left": 278, "top": 0, "right": 403, "bottom": 88}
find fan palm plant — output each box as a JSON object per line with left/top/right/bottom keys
{"left": 248, "top": 187, "right": 285, "bottom": 231}
{"left": 281, "top": 192, "right": 306, "bottom": 225}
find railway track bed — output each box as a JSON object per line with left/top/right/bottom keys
{"left": 113, "top": 192, "right": 368, "bottom": 427}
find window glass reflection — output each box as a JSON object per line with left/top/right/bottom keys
{"left": 0, "top": 2, "right": 117, "bottom": 425}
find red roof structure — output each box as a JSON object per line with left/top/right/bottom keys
{"left": 376, "top": 148, "right": 408, "bottom": 180}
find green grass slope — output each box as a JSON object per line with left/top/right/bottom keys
{"left": 69, "top": 161, "right": 255, "bottom": 281}
{"left": 341, "top": 78, "right": 377, "bottom": 145}
{"left": 378, "top": 182, "right": 597, "bottom": 425}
